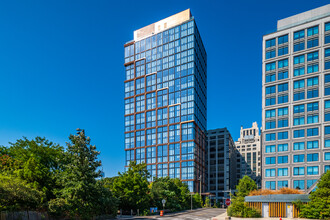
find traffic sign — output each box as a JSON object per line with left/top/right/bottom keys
{"left": 162, "top": 199, "right": 166, "bottom": 205}
{"left": 225, "top": 198, "right": 231, "bottom": 206}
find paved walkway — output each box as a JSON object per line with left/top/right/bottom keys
{"left": 212, "top": 211, "right": 319, "bottom": 220}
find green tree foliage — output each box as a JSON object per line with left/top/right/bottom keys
{"left": 150, "top": 177, "right": 190, "bottom": 211}
{"left": 299, "top": 170, "right": 330, "bottom": 219}
{"left": 192, "top": 193, "right": 203, "bottom": 208}
{"left": 227, "top": 176, "right": 261, "bottom": 218}
{"left": 110, "top": 161, "right": 150, "bottom": 212}
{"left": 0, "top": 174, "right": 45, "bottom": 211}
{"left": 48, "top": 130, "right": 117, "bottom": 219}
{"left": 204, "top": 197, "right": 210, "bottom": 208}
{"left": 0, "top": 137, "right": 65, "bottom": 201}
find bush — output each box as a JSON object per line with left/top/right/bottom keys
{"left": 249, "top": 187, "right": 303, "bottom": 196}
{"left": 0, "top": 174, "right": 45, "bottom": 211}
{"left": 299, "top": 170, "right": 330, "bottom": 219}
{"left": 227, "top": 176, "right": 260, "bottom": 218}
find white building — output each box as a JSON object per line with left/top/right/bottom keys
{"left": 235, "top": 122, "right": 261, "bottom": 187}
{"left": 262, "top": 4, "right": 330, "bottom": 191}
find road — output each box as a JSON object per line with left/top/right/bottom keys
{"left": 119, "top": 208, "right": 226, "bottom": 220}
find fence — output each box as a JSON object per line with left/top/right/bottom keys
{"left": 0, "top": 211, "right": 49, "bottom": 220}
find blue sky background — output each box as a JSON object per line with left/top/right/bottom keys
{"left": 0, "top": 0, "right": 327, "bottom": 177}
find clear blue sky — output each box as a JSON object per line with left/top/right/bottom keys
{"left": 0, "top": 0, "right": 327, "bottom": 177}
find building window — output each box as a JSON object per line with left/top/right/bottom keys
{"left": 326, "top": 22, "right": 330, "bottom": 32}
{"left": 278, "top": 107, "right": 288, "bottom": 116}
{"left": 307, "top": 115, "right": 319, "bottom": 124}
{"left": 266, "top": 97, "right": 276, "bottom": 106}
{"left": 293, "top": 116, "right": 305, "bottom": 126}
{"left": 307, "top": 140, "right": 319, "bottom": 149}
{"left": 307, "top": 77, "right": 318, "bottom": 86}
{"left": 294, "top": 79, "right": 305, "bottom": 89}
{"left": 278, "top": 156, "right": 288, "bottom": 164}
{"left": 278, "top": 181, "right": 288, "bottom": 189}
{"left": 278, "top": 95, "right": 288, "bottom": 104}
{"left": 265, "top": 169, "right": 276, "bottom": 177}
{"left": 266, "top": 85, "right": 276, "bottom": 94}
{"left": 294, "top": 155, "right": 305, "bottom": 163}
{"left": 307, "top": 38, "right": 319, "bottom": 48}
{"left": 266, "top": 109, "right": 276, "bottom": 118}
{"left": 266, "top": 50, "right": 276, "bottom": 59}
{"left": 146, "top": 129, "right": 156, "bottom": 146}
{"left": 294, "top": 67, "right": 305, "bottom": 76}
{"left": 293, "top": 142, "right": 305, "bottom": 151}
{"left": 278, "top": 59, "right": 288, "bottom": 68}
{"left": 146, "top": 92, "right": 156, "bottom": 110}
{"left": 294, "top": 30, "right": 305, "bottom": 40}
{"left": 294, "top": 55, "right": 305, "bottom": 64}
{"left": 266, "top": 62, "right": 276, "bottom": 71}
{"left": 325, "top": 152, "right": 330, "bottom": 161}
{"left": 266, "top": 73, "right": 276, "bottom": 82}
{"left": 126, "top": 150, "right": 134, "bottom": 166}
{"left": 157, "top": 127, "right": 168, "bottom": 144}
{"left": 307, "top": 153, "right": 319, "bottom": 162}
{"left": 266, "top": 38, "right": 276, "bottom": 48}
{"left": 293, "top": 180, "right": 305, "bottom": 190}
{"left": 325, "top": 48, "right": 330, "bottom": 57}
{"left": 157, "top": 108, "right": 167, "bottom": 126}
{"left": 293, "top": 129, "right": 304, "bottom": 138}
{"left": 307, "top": 89, "right": 319, "bottom": 99}
{"left": 307, "top": 51, "right": 319, "bottom": 61}
{"left": 278, "top": 35, "right": 288, "bottom": 44}
{"left": 278, "top": 47, "right": 288, "bottom": 56}
{"left": 294, "top": 42, "right": 305, "bottom": 52}
{"left": 325, "top": 139, "right": 330, "bottom": 148}
{"left": 278, "top": 168, "right": 288, "bottom": 176}
{"left": 278, "top": 131, "right": 288, "bottom": 140}
{"left": 307, "top": 26, "right": 318, "bottom": 36}
{"left": 265, "top": 145, "right": 276, "bottom": 153}
{"left": 327, "top": 74, "right": 330, "bottom": 84}
{"left": 278, "top": 71, "right": 288, "bottom": 80}
{"left": 325, "top": 165, "right": 330, "bottom": 172}
{"left": 278, "top": 118, "right": 288, "bottom": 128}
{"left": 146, "top": 110, "right": 156, "bottom": 128}
{"left": 307, "top": 166, "right": 319, "bottom": 175}
{"left": 266, "top": 157, "right": 276, "bottom": 165}
{"left": 294, "top": 104, "right": 305, "bottom": 114}
{"left": 293, "top": 167, "right": 305, "bottom": 175}
{"left": 307, "top": 64, "right": 319, "bottom": 74}
{"left": 307, "top": 102, "right": 318, "bottom": 111}
{"left": 278, "top": 83, "right": 288, "bottom": 92}
{"left": 325, "top": 126, "right": 330, "bottom": 135}
{"left": 265, "top": 181, "right": 276, "bottom": 190}
{"left": 278, "top": 143, "right": 288, "bottom": 152}
{"left": 325, "top": 87, "right": 330, "bottom": 96}
{"left": 266, "top": 121, "right": 276, "bottom": 130}
{"left": 294, "top": 91, "right": 305, "bottom": 101}
{"left": 136, "top": 130, "right": 145, "bottom": 147}
{"left": 307, "top": 179, "right": 317, "bottom": 189}
{"left": 266, "top": 133, "right": 276, "bottom": 141}
{"left": 325, "top": 60, "right": 330, "bottom": 70}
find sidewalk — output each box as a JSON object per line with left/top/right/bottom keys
{"left": 212, "top": 212, "right": 318, "bottom": 220}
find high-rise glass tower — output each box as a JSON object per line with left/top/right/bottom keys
{"left": 262, "top": 4, "right": 330, "bottom": 192}
{"left": 124, "top": 9, "right": 207, "bottom": 192}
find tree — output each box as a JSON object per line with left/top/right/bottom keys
{"left": 150, "top": 177, "right": 190, "bottom": 211}
{"left": 0, "top": 174, "right": 45, "bottom": 211}
{"left": 49, "top": 130, "right": 117, "bottom": 219}
{"left": 299, "top": 170, "right": 330, "bottom": 219}
{"left": 0, "top": 137, "right": 65, "bottom": 201}
{"left": 227, "top": 176, "right": 261, "bottom": 217}
{"left": 192, "top": 193, "right": 203, "bottom": 208}
{"left": 204, "top": 197, "right": 210, "bottom": 208}
{"left": 110, "top": 161, "right": 150, "bottom": 212}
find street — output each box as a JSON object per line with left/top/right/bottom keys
{"left": 119, "top": 208, "right": 226, "bottom": 220}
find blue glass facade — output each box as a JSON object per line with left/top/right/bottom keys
{"left": 124, "top": 11, "right": 207, "bottom": 192}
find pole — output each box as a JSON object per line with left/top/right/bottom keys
{"left": 199, "top": 175, "right": 202, "bottom": 198}
{"left": 191, "top": 193, "right": 192, "bottom": 210}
